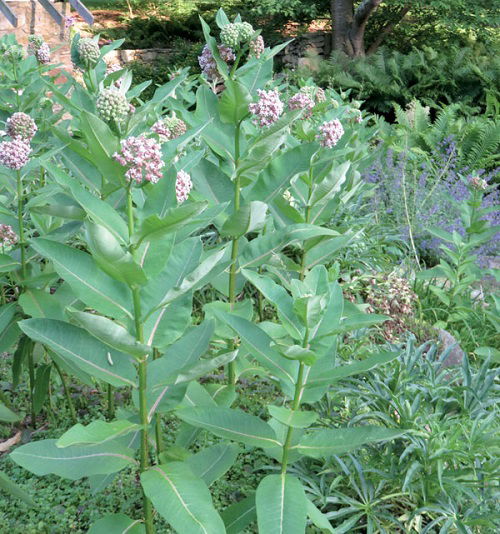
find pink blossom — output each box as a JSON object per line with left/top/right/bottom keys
{"left": 288, "top": 92, "right": 315, "bottom": 118}
{"left": 249, "top": 89, "right": 284, "bottom": 127}
{"left": 0, "top": 138, "right": 31, "bottom": 170}
{"left": 316, "top": 119, "right": 344, "bottom": 148}
{"left": 64, "top": 16, "right": 76, "bottom": 29}
{"left": 175, "top": 170, "right": 192, "bottom": 203}
{"left": 113, "top": 135, "right": 164, "bottom": 184}
{"left": 0, "top": 224, "right": 18, "bottom": 246}
{"left": 6, "top": 112, "right": 37, "bottom": 141}
{"left": 198, "top": 44, "right": 235, "bottom": 80}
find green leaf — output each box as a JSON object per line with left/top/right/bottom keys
{"left": 0, "top": 470, "right": 35, "bottom": 506}
{"left": 219, "top": 79, "right": 252, "bottom": 124}
{"left": 86, "top": 222, "right": 147, "bottom": 287}
{"left": 68, "top": 310, "right": 151, "bottom": 359}
{"left": 133, "top": 202, "right": 208, "bottom": 246}
{"left": 475, "top": 346, "right": 500, "bottom": 364}
{"left": 306, "top": 350, "right": 401, "bottom": 388}
{"left": 247, "top": 143, "right": 317, "bottom": 202}
{"left": 220, "top": 201, "right": 268, "bottom": 239}
{"left": 19, "top": 319, "right": 137, "bottom": 388}
{"left": 19, "top": 289, "right": 65, "bottom": 320}
{"left": 88, "top": 514, "right": 145, "bottom": 534}
{"left": 306, "top": 499, "right": 334, "bottom": 533}
{"left": 45, "top": 164, "right": 128, "bottom": 243}
{"left": 279, "top": 345, "right": 317, "bottom": 366}
{"left": 0, "top": 302, "right": 17, "bottom": 334}
{"left": 296, "top": 427, "right": 406, "bottom": 459}
{"left": 10, "top": 439, "right": 136, "bottom": 480}
{"left": 0, "top": 254, "right": 20, "bottom": 273}
{"left": 57, "top": 420, "right": 141, "bottom": 448}
{"left": 141, "top": 462, "right": 226, "bottom": 534}
{"left": 256, "top": 474, "right": 307, "bottom": 534}
{"left": 186, "top": 443, "right": 239, "bottom": 486}
{"left": 33, "top": 363, "right": 51, "bottom": 415}
{"left": 268, "top": 406, "right": 318, "bottom": 429}
{"left": 0, "top": 402, "right": 22, "bottom": 423}
{"left": 330, "top": 312, "right": 389, "bottom": 334}
{"left": 217, "top": 312, "right": 297, "bottom": 387}
{"left": 176, "top": 407, "right": 281, "bottom": 448}
{"left": 222, "top": 493, "right": 256, "bottom": 534}
{"left": 241, "top": 269, "right": 302, "bottom": 339}
{"left": 30, "top": 238, "right": 133, "bottom": 320}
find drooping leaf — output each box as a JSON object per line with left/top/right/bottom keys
{"left": 256, "top": 474, "right": 307, "bottom": 534}
{"left": 10, "top": 439, "right": 136, "bottom": 480}
{"left": 141, "top": 462, "right": 226, "bottom": 534}
{"left": 0, "top": 402, "right": 22, "bottom": 423}
{"left": 220, "top": 201, "right": 268, "bottom": 239}
{"left": 0, "top": 254, "right": 20, "bottom": 273}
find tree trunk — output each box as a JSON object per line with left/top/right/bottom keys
{"left": 331, "top": 0, "right": 383, "bottom": 57}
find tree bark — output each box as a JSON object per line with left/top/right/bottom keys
{"left": 331, "top": 0, "right": 383, "bottom": 57}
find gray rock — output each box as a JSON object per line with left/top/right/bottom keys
{"left": 438, "top": 329, "right": 465, "bottom": 368}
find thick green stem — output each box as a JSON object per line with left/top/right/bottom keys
{"left": 27, "top": 348, "right": 36, "bottom": 428}
{"left": 227, "top": 121, "right": 242, "bottom": 386}
{"left": 280, "top": 327, "right": 309, "bottom": 475}
{"left": 127, "top": 186, "right": 155, "bottom": 534}
{"left": 16, "top": 171, "right": 27, "bottom": 280}
{"left": 107, "top": 384, "right": 115, "bottom": 421}
{"left": 299, "top": 177, "right": 313, "bottom": 281}
{"left": 53, "top": 359, "right": 77, "bottom": 424}
{"left": 153, "top": 348, "right": 164, "bottom": 458}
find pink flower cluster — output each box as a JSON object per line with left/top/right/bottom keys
{"left": 198, "top": 44, "right": 235, "bottom": 80}
{"left": 288, "top": 91, "right": 315, "bottom": 118}
{"left": 113, "top": 135, "right": 164, "bottom": 184}
{"left": 0, "top": 224, "right": 18, "bottom": 246}
{"left": 0, "top": 138, "right": 31, "bottom": 170}
{"left": 6, "top": 112, "right": 37, "bottom": 141}
{"left": 249, "top": 89, "right": 284, "bottom": 127}
{"left": 249, "top": 35, "right": 264, "bottom": 58}
{"left": 316, "top": 119, "right": 344, "bottom": 148}
{"left": 175, "top": 170, "right": 192, "bottom": 203}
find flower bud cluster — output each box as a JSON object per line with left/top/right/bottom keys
{"left": 198, "top": 44, "right": 235, "bottom": 80}
{"left": 249, "top": 89, "right": 284, "bottom": 127}
{"left": 0, "top": 138, "right": 31, "bottom": 170}
{"left": 317, "top": 119, "right": 344, "bottom": 148}
{"left": 220, "top": 22, "right": 255, "bottom": 48}
{"left": 96, "top": 88, "right": 130, "bottom": 124}
{"left": 175, "top": 170, "right": 192, "bottom": 203}
{"left": 300, "top": 85, "right": 326, "bottom": 103}
{"left": 28, "top": 35, "right": 50, "bottom": 64}
{"left": 249, "top": 35, "right": 264, "bottom": 58}
{"left": 0, "top": 224, "right": 18, "bottom": 247}
{"left": 6, "top": 112, "right": 37, "bottom": 141}
{"left": 3, "top": 44, "right": 25, "bottom": 62}
{"left": 76, "top": 38, "right": 100, "bottom": 68}
{"left": 113, "top": 135, "right": 164, "bottom": 184}
{"left": 152, "top": 114, "right": 187, "bottom": 142}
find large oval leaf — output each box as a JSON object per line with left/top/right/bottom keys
{"left": 176, "top": 406, "right": 280, "bottom": 449}
{"left": 296, "top": 427, "right": 406, "bottom": 459}
{"left": 19, "top": 319, "right": 137, "bottom": 388}
{"left": 10, "top": 439, "right": 136, "bottom": 480}
{"left": 256, "top": 474, "right": 307, "bottom": 534}
{"left": 141, "top": 462, "right": 225, "bottom": 534}
{"left": 88, "top": 514, "right": 145, "bottom": 534}
{"left": 30, "top": 238, "right": 132, "bottom": 320}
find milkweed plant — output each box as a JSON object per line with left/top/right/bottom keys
{"left": 0, "top": 10, "right": 409, "bottom": 533}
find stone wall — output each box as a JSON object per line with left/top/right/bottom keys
{"left": 281, "top": 32, "right": 331, "bottom": 70}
